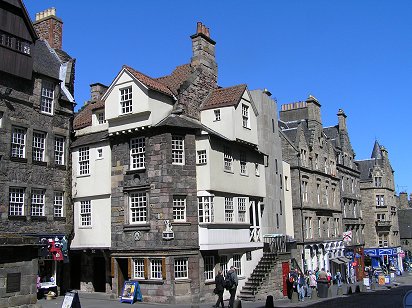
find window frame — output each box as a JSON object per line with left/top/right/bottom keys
{"left": 32, "top": 131, "right": 46, "bottom": 162}
{"left": 133, "top": 258, "right": 145, "bottom": 279}
{"left": 54, "top": 136, "right": 65, "bottom": 165}
{"left": 237, "top": 197, "right": 246, "bottom": 222}
{"left": 40, "top": 80, "right": 55, "bottom": 115}
{"left": 174, "top": 258, "right": 189, "bottom": 280}
{"left": 11, "top": 127, "right": 26, "bottom": 158}
{"left": 173, "top": 196, "right": 186, "bottom": 222}
{"left": 78, "top": 147, "right": 90, "bottom": 176}
{"left": 203, "top": 256, "right": 215, "bottom": 281}
{"left": 80, "top": 200, "right": 92, "bottom": 227}
{"left": 150, "top": 258, "right": 163, "bottom": 280}
{"left": 225, "top": 197, "right": 234, "bottom": 222}
{"left": 214, "top": 109, "right": 221, "bottom": 121}
{"left": 172, "top": 136, "right": 185, "bottom": 165}
{"left": 241, "top": 104, "right": 250, "bottom": 128}
{"left": 9, "top": 187, "right": 25, "bottom": 216}
{"left": 120, "top": 87, "right": 133, "bottom": 114}
{"left": 239, "top": 151, "right": 247, "bottom": 175}
{"left": 129, "top": 192, "right": 148, "bottom": 224}
{"left": 130, "top": 137, "right": 145, "bottom": 170}
{"left": 223, "top": 147, "right": 233, "bottom": 172}
{"left": 54, "top": 191, "right": 64, "bottom": 217}
{"left": 233, "top": 254, "right": 242, "bottom": 276}
{"left": 197, "top": 150, "right": 207, "bottom": 165}
{"left": 198, "top": 196, "right": 214, "bottom": 223}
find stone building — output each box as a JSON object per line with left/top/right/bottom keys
{"left": 279, "top": 96, "right": 344, "bottom": 273}
{"left": 71, "top": 22, "right": 288, "bottom": 304}
{"left": 323, "top": 109, "right": 364, "bottom": 281}
{"left": 398, "top": 193, "right": 412, "bottom": 257}
{"left": 356, "top": 141, "right": 402, "bottom": 271}
{"left": 0, "top": 1, "right": 74, "bottom": 307}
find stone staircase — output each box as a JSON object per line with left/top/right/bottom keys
{"left": 237, "top": 252, "right": 278, "bottom": 301}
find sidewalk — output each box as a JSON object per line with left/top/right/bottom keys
{"left": 38, "top": 272, "right": 412, "bottom": 308}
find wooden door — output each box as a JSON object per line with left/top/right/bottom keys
{"left": 282, "top": 261, "right": 290, "bottom": 296}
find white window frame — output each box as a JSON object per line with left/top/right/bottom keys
{"left": 173, "top": 196, "right": 186, "bottom": 222}
{"left": 223, "top": 147, "right": 233, "bottom": 172}
{"left": 133, "top": 258, "right": 145, "bottom": 279}
{"left": 9, "top": 187, "right": 25, "bottom": 216}
{"left": 97, "top": 148, "right": 103, "bottom": 159}
{"left": 240, "top": 151, "right": 247, "bottom": 175}
{"left": 32, "top": 131, "right": 46, "bottom": 162}
{"left": 172, "top": 136, "right": 185, "bottom": 165}
{"left": 214, "top": 109, "right": 221, "bottom": 121}
{"left": 129, "top": 192, "right": 147, "bottom": 224}
{"left": 237, "top": 197, "right": 246, "bottom": 222}
{"left": 204, "top": 256, "right": 215, "bottom": 281}
{"left": 302, "top": 181, "right": 308, "bottom": 202}
{"left": 78, "top": 147, "right": 90, "bottom": 176}
{"left": 11, "top": 127, "right": 26, "bottom": 158}
{"left": 31, "top": 189, "right": 45, "bottom": 216}
{"left": 130, "top": 137, "right": 145, "bottom": 170}
{"left": 150, "top": 258, "right": 162, "bottom": 280}
{"left": 233, "top": 254, "right": 242, "bottom": 276}
{"left": 80, "top": 200, "right": 92, "bottom": 227}
{"left": 198, "top": 196, "right": 214, "bottom": 223}
{"left": 41, "top": 80, "right": 54, "bottom": 115}
{"left": 54, "top": 136, "right": 65, "bottom": 165}
{"left": 120, "top": 87, "right": 133, "bottom": 114}
{"left": 220, "top": 255, "right": 228, "bottom": 276}
{"left": 374, "top": 176, "right": 382, "bottom": 187}
{"left": 376, "top": 195, "right": 385, "bottom": 207}
{"left": 242, "top": 104, "right": 250, "bottom": 128}
{"left": 225, "top": 197, "right": 234, "bottom": 222}
{"left": 197, "top": 150, "right": 207, "bottom": 164}
{"left": 378, "top": 233, "right": 388, "bottom": 248}
{"left": 54, "top": 191, "right": 64, "bottom": 217}
{"left": 174, "top": 258, "right": 188, "bottom": 280}
{"left": 318, "top": 218, "right": 322, "bottom": 237}
{"left": 97, "top": 112, "right": 105, "bottom": 124}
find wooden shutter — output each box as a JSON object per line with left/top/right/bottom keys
{"left": 110, "top": 257, "right": 115, "bottom": 277}
{"left": 128, "top": 258, "right": 132, "bottom": 279}
{"left": 144, "top": 258, "right": 148, "bottom": 279}
{"left": 162, "top": 257, "right": 166, "bottom": 280}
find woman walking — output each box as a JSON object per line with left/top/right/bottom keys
{"left": 213, "top": 270, "right": 225, "bottom": 308}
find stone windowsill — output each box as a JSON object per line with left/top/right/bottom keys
{"left": 31, "top": 216, "right": 47, "bottom": 221}
{"left": 8, "top": 215, "right": 27, "bottom": 221}
{"left": 125, "top": 169, "right": 146, "bottom": 175}
{"left": 33, "top": 160, "right": 47, "bottom": 167}
{"left": 53, "top": 216, "right": 66, "bottom": 222}
{"left": 123, "top": 224, "right": 151, "bottom": 232}
{"left": 55, "top": 164, "right": 67, "bottom": 171}
{"left": 131, "top": 279, "right": 164, "bottom": 285}
{"left": 171, "top": 221, "right": 191, "bottom": 226}
{"left": 174, "top": 279, "right": 191, "bottom": 284}
{"left": 10, "top": 157, "right": 27, "bottom": 163}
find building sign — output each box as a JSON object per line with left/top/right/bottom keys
{"left": 343, "top": 231, "right": 352, "bottom": 242}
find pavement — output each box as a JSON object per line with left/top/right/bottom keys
{"left": 38, "top": 272, "right": 412, "bottom": 308}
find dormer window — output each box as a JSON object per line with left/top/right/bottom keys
{"left": 97, "top": 112, "right": 105, "bottom": 124}
{"left": 242, "top": 104, "right": 250, "bottom": 128}
{"left": 214, "top": 109, "right": 221, "bottom": 121}
{"left": 41, "top": 81, "right": 54, "bottom": 115}
{"left": 120, "top": 87, "right": 133, "bottom": 114}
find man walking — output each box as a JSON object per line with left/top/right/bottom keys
{"left": 226, "top": 266, "right": 238, "bottom": 308}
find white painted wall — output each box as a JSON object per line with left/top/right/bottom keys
{"left": 71, "top": 197, "right": 111, "bottom": 248}
{"left": 104, "top": 70, "right": 174, "bottom": 134}
{"left": 283, "top": 161, "right": 295, "bottom": 237}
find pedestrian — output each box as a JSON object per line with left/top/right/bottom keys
{"left": 213, "top": 270, "right": 224, "bottom": 308}
{"left": 297, "top": 272, "right": 306, "bottom": 302}
{"left": 309, "top": 270, "right": 317, "bottom": 297}
{"left": 336, "top": 270, "right": 342, "bottom": 287}
{"left": 286, "top": 268, "right": 298, "bottom": 299}
{"left": 226, "top": 266, "right": 238, "bottom": 308}
{"left": 305, "top": 271, "right": 311, "bottom": 298}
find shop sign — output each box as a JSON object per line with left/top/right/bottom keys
{"left": 120, "top": 281, "right": 142, "bottom": 304}
{"left": 352, "top": 262, "right": 357, "bottom": 267}
{"left": 343, "top": 231, "right": 352, "bottom": 242}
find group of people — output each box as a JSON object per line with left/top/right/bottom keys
{"left": 213, "top": 266, "right": 238, "bottom": 308}
{"left": 287, "top": 268, "right": 343, "bottom": 301}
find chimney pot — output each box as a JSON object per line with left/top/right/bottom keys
{"left": 196, "top": 22, "right": 202, "bottom": 34}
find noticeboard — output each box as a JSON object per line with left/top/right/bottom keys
{"left": 61, "top": 291, "right": 81, "bottom": 308}
{"left": 120, "top": 281, "right": 142, "bottom": 304}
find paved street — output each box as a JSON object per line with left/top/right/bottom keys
{"left": 38, "top": 272, "right": 412, "bottom": 308}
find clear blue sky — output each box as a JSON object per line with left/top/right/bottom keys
{"left": 25, "top": 0, "right": 412, "bottom": 195}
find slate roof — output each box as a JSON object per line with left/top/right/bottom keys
{"left": 71, "top": 131, "right": 109, "bottom": 148}
{"left": 371, "top": 140, "right": 383, "bottom": 159}
{"left": 73, "top": 100, "right": 104, "bottom": 130}
{"left": 32, "top": 40, "right": 61, "bottom": 80}
{"left": 123, "top": 65, "right": 174, "bottom": 98}
{"left": 201, "top": 84, "right": 247, "bottom": 111}
{"left": 398, "top": 209, "right": 412, "bottom": 239}
{"left": 155, "top": 64, "right": 192, "bottom": 96}
{"left": 356, "top": 159, "right": 385, "bottom": 181}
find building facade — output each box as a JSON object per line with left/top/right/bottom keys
{"left": 0, "top": 1, "right": 74, "bottom": 306}
{"left": 356, "top": 141, "right": 402, "bottom": 271}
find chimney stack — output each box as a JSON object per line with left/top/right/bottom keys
{"left": 337, "top": 109, "right": 347, "bottom": 132}
{"left": 399, "top": 192, "right": 409, "bottom": 209}
{"left": 33, "top": 7, "right": 63, "bottom": 50}
{"left": 90, "top": 83, "right": 108, "bottom": 102}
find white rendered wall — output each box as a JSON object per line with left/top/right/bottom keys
{"left": 283, "top": 161, "right": 295, "bottom": 237}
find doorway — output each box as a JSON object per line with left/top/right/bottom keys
{"left": 117, "top": 258, "right": 128, "bottom": 295}
{"left": 93, "top": 257, "right": 106, "bottom": 292}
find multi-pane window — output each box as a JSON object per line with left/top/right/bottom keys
{"left": 78, "top": 147, "right": 90, "bottom": 175}
{"left": 54, "top": 136, "right": 65, "bottom": 165}
{"left": 332, "top": 187, "right": 336, "bottom": 206}
{"left": 224, "top": 147, "right": 232, "bottom": 171}
{"left": 325, "top": 186, "right": 329, "bottom": 206}
{"left": 80, "top": 200, "right": 91, "bottom": 226}
{"left": 130, "top": 192, "right": 147, "bottom": 224}
{"left": 301, "top": 181, "right": 308, "bottom": 202}
{"left": 204, "top": 256, "right": 215, "bottom": 280}
{"left": 150, "top": 259, "right": 162, "bottom": 279}
{"left": 255, "top": 163, "right": 260, "bottom": 176}
{"left": 378, "top": 233, "right": 388, "bottom": 248}
{"left": 377, "top": 213, "right": 386, "bottom": 221}
{"left": 120, "top": 87, "right": 132, "bottom": 114}
{"left": 240, "top": 152, "right": 247, "bottom": 175}
{"left": 41, "top": 81, "right": 54, "bottom": 114}
{"left": 334, "top": 218, "right": 339, "bottom": 237}
{"left": 198, "top": 196, "right": 214, "bottom": 223}
{"left": 242, "top": 104, "right": 249, "bottom": 128}
{"left": 174, "top": 258, "right": 188, "bottom": 280}
{"left": 317, "top": 184, "right": 321, "bottom": 204}
{"left": 197, "top": 150, "right": 207, "bottom": 164}
{"left": 31, "top": 189, "right": 45, "bottom": 216}
{"left": 374, "top": 177, "right": 382, "bottom": 187}
{"left": 300, "top": 149, "right": 307, "bottom": 167}
{"left": 32, "top": 131, "right": 46, "bottom": 162}
{"left": 214, "top": 109, "right": 221, "bottom": 121}
{"left": 305, "top": 217, "right": 312, "bottom": 239}
{"left": 327, "top": 218, "right": 331, "bottom": 237}
{"left": 233, "top": 254, "right": 242, "bottom": 276}
{"left": 220, "top": 255, "right": 228, "bottom": 275}
{"left": 237, "top": 198, "right": 246, "bottom": 222}
{"left": 318, "top": 218, "right": 322, "bottom": 237}
{"left": 11, "top": 127, "right": 26, "bottom": 158}
{"left": 9, "top": 188, "right": 24, "bottom": 216}
{"left": 225, "top": 197, "right": 234, "bottom": 222}
{"left": 133, "top": 258, "right": 145, "bottom": 279}
{"left": 54, "top": 191, "right": 64, "bottom": 217}
{"left": 173, "top": 196, "right": 186, "bottom": 222}
{"left": 376, "top": 195, "right": 385, "bottom": 207}
{"left": 172, "top": 136, "right": 184, "bottom": 164}
{"left": 130, "top": 137, "right": 145, "bottom": 170}
{"left": 97, "top": 112, "right": 105, "bottom": 124}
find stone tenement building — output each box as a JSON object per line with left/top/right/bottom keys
{"left": 323, "top": 109, "right": 364, "bottom": 281}
{"left": 0, "top": 1, "right": 74, "bottom": 307}
{"left": 279, "top": 96, "right": 344, "bottom": 274}
{"left": 398, "top": 193, "right": 412, "bottom": 257}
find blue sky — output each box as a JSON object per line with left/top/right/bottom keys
{"left": 25, "top": 1, "right": 412, "bottom": 194}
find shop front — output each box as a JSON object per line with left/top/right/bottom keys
{"left": 364, "top": 247, "right": 403, "bottom": 275}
